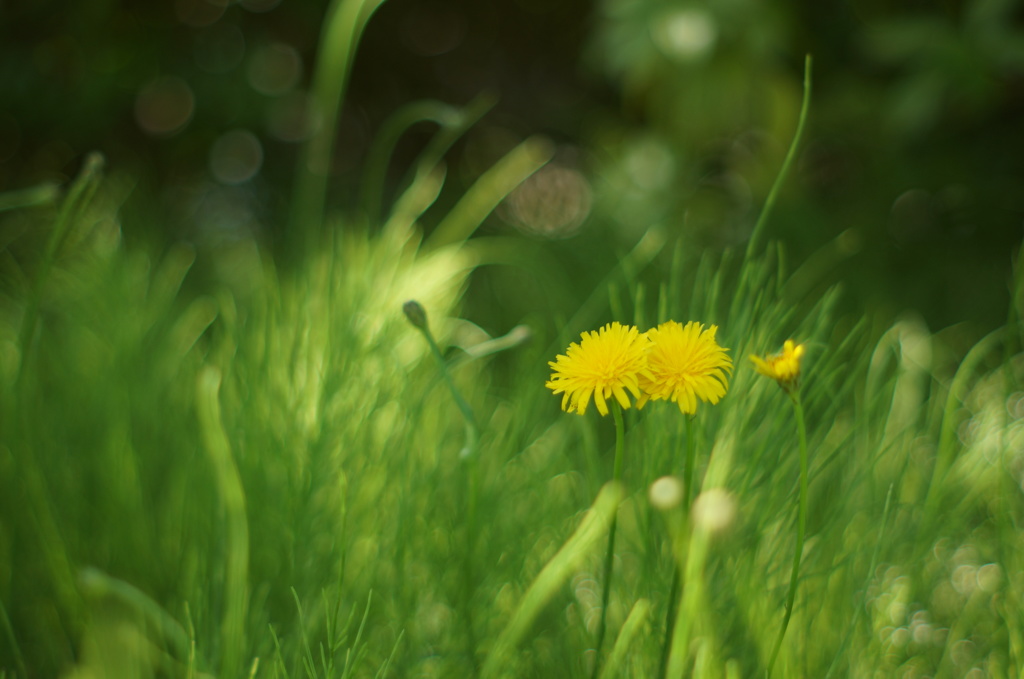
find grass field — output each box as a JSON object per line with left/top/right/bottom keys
{"left": 3, "top": 142, "right": 1022, "bottom": 679}
{"left": 2, "top": 2, "right": 1023, "bottom": 677}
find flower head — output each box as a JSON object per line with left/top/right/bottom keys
{"left": 749, "top": 339, "right": 805, "bottom": 392}
{"left": 546, "top": 322, "right": 650, "bottom": 416}
{"left": 638, "top": 321, "right": 732, "bottom": 415}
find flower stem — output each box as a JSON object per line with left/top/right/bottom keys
{"left": 683, "top": 416, "right": 695, "bottom": 504}
{"left": 766, "top": 391, "right": 808, "bottom": 678}
{"left": 420, "top": 325, "right": 480, "bottom": 443}
{"left": 657, "top": 561, "right": 681, "bottom": 679}
{"left": 407, "top": 303, "right": 481, "bottom": 673}
{"left": 591, "top": 403, "right": 625, "bottom": 679}
{"left": 658, "top": 416, "right": 693, "bottom": 679}
{"left": 612, "top": 402, "right": 625, "bottom": 482}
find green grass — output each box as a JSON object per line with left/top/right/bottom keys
{"left": 2, "top": 149, "right": 1021, "bottom": 677}
{"left": 2, "top": 4, "right": 1023, "bottom": 678}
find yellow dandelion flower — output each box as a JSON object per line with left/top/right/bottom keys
{"left": 546, "top": 322, "right": 651, "bottom": 416}
{"left": 749, "top": 339, "right": 805, "bottom": 391}
{"left": 638, "top": 321, "right": 733, "bottom": 415}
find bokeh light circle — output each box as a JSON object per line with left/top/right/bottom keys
{"left": 209, "top": 130, "right": 263, "bottom": 184}
{"left": 134, "top": 76, "right": 195, "bottom": 136}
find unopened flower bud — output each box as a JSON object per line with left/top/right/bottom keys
{"left": 749, "top": 340, "right": 805, "bottom": 394}
{"left": 649, "top": 476, "right": 684, "bottom": 512}
{"left": 691, "top": 488, "right": 737, "bottom": 535}
{"left": 402, "top": 300, "right": 428, "bottom": 330}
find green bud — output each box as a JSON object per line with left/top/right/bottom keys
{"left": 402, "top": 300, "right": 428, "bottom": 330}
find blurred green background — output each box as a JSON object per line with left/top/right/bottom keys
{"left": 2, "top": 0, "right": 1023, "bottom": 328}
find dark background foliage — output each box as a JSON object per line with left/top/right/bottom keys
{"left": 1, "top": 0, "right": 1023, "bottom": 331}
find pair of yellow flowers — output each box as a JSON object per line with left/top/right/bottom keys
{"left": 546, "top": 321, "right": 804, "bottom": 417}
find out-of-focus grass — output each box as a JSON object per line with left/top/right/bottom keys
{"left": 2, "top": 149, "right": 1021, "bottom": 677}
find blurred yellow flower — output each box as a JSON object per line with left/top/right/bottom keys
{"left": 749, "top": 339, "right": 805, "bottom": 391}
{"left": 546, "top": 322, "right": 651, "bottom": 416}
{"left": 638, "top": 321, "right": 732, "bottom": 414}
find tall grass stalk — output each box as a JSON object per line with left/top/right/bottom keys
{"left": 425, "top": 136, "right": 553, "bottom": 251}
{"left": 599, "top": 598, "right": 651, "bottom": 679}
{"left": 361, "top": 94, "right": 496, "bottom": 226}
{"left": 730, "top": 54, "right": 812, "bottom": 345}
{"left": 482, "top": 483, "right": 624, "bottom": 679}
{"left": 17, "top": 152, "right": 103, "bottom": 383}
{"left": 0, "top": 181, "right": 58, "bottom": 212}
{"left": 744, "top": 55, "right": 812, "bottom": 260}
{"left": 923, "top": 328, "right": 1006, "bottom": 525}
{"left": 289, "top": 0, "right": 387, "bottom": 249}
{"left": 197, "top": 366, "right": 250, "bottom": 679}
{"left": 0, "top": 600, "right": 25, "bottom": 679}
{"left": 822, "top": 484, "right": 894, "bottom": 679}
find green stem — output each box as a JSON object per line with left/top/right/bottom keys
{"left": 657, "top": 570, "right": 680, "bottom": 679}
{"left": 683, "top": 416, "right": 696, "bottom": 504}
{"left": 591, "top": 404, "right": 625, "bottom": 679}
{"left": 766, "top": 391, "right": 808, "bottom": 678}
{"left": 420, "top": 326, "right": 480, "bottom": 440}
{"left": 612, "top": 405, "right": 625, "bottom": 483}
{"left": 665, "top": 496, "right": 711, "bottom": 677}
{"left": 659, "top": 416, "right": 693, "bottom": 679}
{"left": 414, "top": 317, "right": 480, "bottom": 673}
